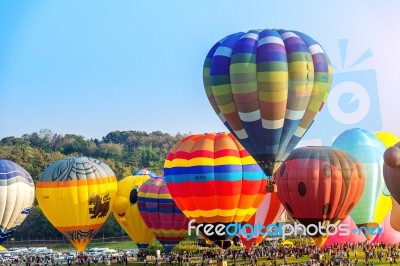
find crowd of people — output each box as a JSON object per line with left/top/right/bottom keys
{"left": 192, "top": 241, "right": 400, "bottom": 266}
{"left": 0, "top": 251, "right": 130, "bottom": 266}
{"left": 1, "top": 241, "right": 400, "bottom": 266}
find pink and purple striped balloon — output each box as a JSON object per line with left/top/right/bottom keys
{"left": 137, "top": 177, "right": 189, "bottom": 253}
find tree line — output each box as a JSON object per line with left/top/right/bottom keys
{"left": 0, "top": 129, "right": 187, "bottom": 240}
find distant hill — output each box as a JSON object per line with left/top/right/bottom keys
{"left": 0, "top": 129, "right": 188, "bottom": 180}
{"left": 0, "top": 129, "right": 188, "bottom": 241}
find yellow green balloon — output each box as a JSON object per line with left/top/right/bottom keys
{"left": 113, "top": 175, "right": 155, "bottom": 249}
{"left": 36, "top": 156, "right": 118, "bottom": 252}
{"left": 374, "top": 131, "right": 400, "bottom": 221}
{"left": 375, "top": 131, "right": 400, "bottom": 148}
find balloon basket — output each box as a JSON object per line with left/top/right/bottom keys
{"left": 266, "top": 183, "right": 278, "bottom": 193}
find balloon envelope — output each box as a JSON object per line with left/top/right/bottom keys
{"left": 371, "top": 212, "right": 400, "bottom": 245}
{"left": 112, "top": 175, "right": 155, "bottom": 249}
{"left": 332, "top": 128, "right": 390, "bottom": 233}
{"left": 164, "top": 132, "right": 268, "bottom": 248}
{"left": 36, "top": 156, "right": 118, "bottom": 252}
{"left": 322, "top": 216, "right": 366, "bottom": 248}
{"left": 137, "top": 177, "right": 189, "bottom": 253}
{"left": 133, "top": 169, "right": 157, "bottom": 178}
{"left": 275, "top": 146, "right": 365, "bottom": 243}
{"left": 203, "top": 29, "right": 332, "bottom": 176}
{"left": 0, "top": 159, "right": 35, "bottom": 243}
{"left": 239, "top": 192, "right": 284, "bottom": 250}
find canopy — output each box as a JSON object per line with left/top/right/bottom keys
{"left": 280, "top": 240, "right": 294, "bottom": 246}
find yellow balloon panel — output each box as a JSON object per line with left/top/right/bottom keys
{"left": 375, "top": 132, "right": 400, "bottom": 147}
{"left": 112, "top": 175, "right": 155, "bottom": 247}
{"left": 113, "top": 205, "right": 155, "bottom": 247}
{"left": 374, "top": 194, "right": 392, "bottom": 224}
{"left": 37, "top": 180, "right": 117, "bottom": 226}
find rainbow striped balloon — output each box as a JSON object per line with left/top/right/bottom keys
{"left": 164, "top": 132, "right": 268, "bottom": 224}
{"left": 203, "top": 29, "right": 332, "bottom": 177}
{"left": 137, "top": 177, "right": 188, "bottom": 253}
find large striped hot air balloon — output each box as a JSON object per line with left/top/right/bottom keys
{"left": 36, "top": 156, "right": 118, "bottom": 252}
{"left": 332, "top": 128, "right": 390, "bottom": 239}
{"left": 113, "top": 174, "right": 155, "bottom": 249}
{"left": 0, "top": 159, "right": 35, "bottom": 242}
{"left": 275, "top": 147, "right": 365, "bottom": 246}
{"left": 137, "top": 177, "right": 189, "bottom": 253}
{"left": 164, "top": 132, "right": 268, "bottom": 248}
{"left": 203, "top": 29, "right": 332, "bottom": 178}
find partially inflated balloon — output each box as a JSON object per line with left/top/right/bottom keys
{"left": 133, "top": 169, "right": 157, "bottom": 178}
{"left": 0, "top": 159, "right": 35, "bottom": 242}
{"left": 137, "top": 177, "right": 189, "bottom": 253}
{"left": 239, "top": 192, "right": 284, "bottom": 250}
{"left": 113, "top": 175, "right": 155, "bottom": 249}
{"left": 203, "top": 29, "right": 332, "bottom": 176}
{"left": 322, "top": 216, "right": 366, "bottom": 248}
{"left": 36, "top": 156, "right": 118, "bottom": 252}
{"left": 164, "top": 132, "right": 267, "bottom": 248}
{"left": 275, "top": 147, "right": 365, "bottom": 246}
{"left": 370, "top": 213, "right": 400, "bottom": 245}
{"left": 332, "top": 128, "right": 390, "bottom": 237}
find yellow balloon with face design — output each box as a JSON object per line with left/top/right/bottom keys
{"left": 113, "top": 175, "right": 155, "bottom": 249}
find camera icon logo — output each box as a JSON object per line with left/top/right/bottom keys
{"left": 304, "top": 39, "right": 382, "bottom": 145}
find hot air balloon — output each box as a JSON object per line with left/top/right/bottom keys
{"left": 137, "top": 177, "right": 189, "bottom": 253}
{"left": 203, "top": 29, "right": 332, "bottom": 179}
{"left": 383, "top": 143, "right": 400, "bottom": 231}
{"left": 36, "top": 156, "right": 118, "bottom": 252}
{"left": 332, "top": 128, "right": 390, "bottom": 238}
{"left": 0, "top": 159, "right": 35, "bottom": 242}
{"left": 274, "top": 146, "right": 365, "bottom": 246}
{"left": 133, "top": 169, "right": 157, "bottom": 178}
{"left": 374, "top": 132, "right": 400, "bottom": 223}
{"left": 239, "top": 192, "right": 284, "bottom": 250}
{"left": 113, "top": 174, "right": 155, "bottom": 249}
{"left": 321, "top": 216, "right": 366, "bottom": 248}
{"left": 370, "top": 212, "right": 400, "bottom": 245}
{"left": 164, "top": 132, "right": 268, "bottom": 248}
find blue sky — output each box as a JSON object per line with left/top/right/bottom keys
{"left": 1, "top": 1, "right": 399, "bottom": 143}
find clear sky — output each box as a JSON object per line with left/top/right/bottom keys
{"left": 1, "top": 1, "right": 399, "bottom": 144}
